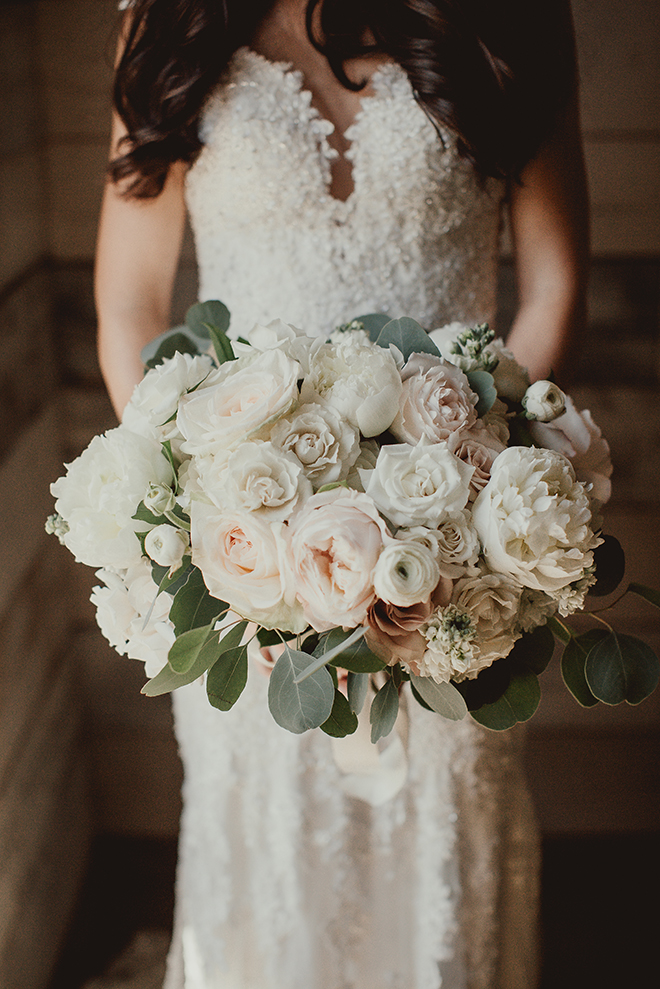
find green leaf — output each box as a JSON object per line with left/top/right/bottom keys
{"left": 590, "top": 534, "right": 626, "bottom": 596}
{"left": 185, "top": 301, "right": 235, "bottom": 365}
{"left": 370, "top": 679, "right": 400, "bottom": 742}
{"left": 466, "top": 370, "right": 497, "bottom": 416}
{"left": 585, "top": 631, "right": 660, "bottom": 705}
{"left": 268, "top": 648, "right": 335, "bottom": 733}
{"left": 410, "top": 681, "right": 434, "bottom": 712}
{"left": 353, "top": 313, "right": 391, "bottom": 343}
{"left": 547, "top": 615, "right": 572, "bottom": 645}
{"left": 560, "top": 629, "right": 607, "bottom": 707}
{"left": 509, "top": 624, "right": 556, "bottom": 675}
{"left": 347, "top": 671, "right": 369, "bottom": 714}
{"left": 206, "top": 643, "right": 249, "bottom": 712}
{"left": 133, "top": 501, "right": 168, "bottom": 526}
{"left": 256, "top": 627, "right": 285, "bottom": 648}
{"left": 167, "top": 623, "right": 216, "bottom": 675}
{"left": 374, "top": 317, "right": 440, "bottom": 362}
{"left": 469, "top": 671, "right": 541, "bottom": 731}
{"left": 169, "top": 568, "right": 227, "bottom": 635}
{"left": 141, "top": 638, "right": 217, "bottom": 696}
{"left": 155, "top": 557, "right": 193, "bottom": 596}
{"left": 142, "top": 328, "right": 206, "bottom": 369}
{"left": 320, "top": 689, "right": 359, "bottom": 737}
{"left": 629, "top": 582, "right": 660, "bottom": 610}
{"left": 409, "top": 675, "right": 467, "bottom": 721}
{"left": 315, "top": 628, "right": 386, "bottom": 673}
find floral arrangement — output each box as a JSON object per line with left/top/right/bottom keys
{"left": 47, "top": 302, "right": 659, "bottom": 739}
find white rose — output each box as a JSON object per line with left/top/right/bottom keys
{"left": 190, "top": 503, "right": 306, "bottom": 632}
{"left": 51, "top": 426, "right": 173, "bottom": 570}
{"left": 529, "top": 396, "right": 613, "bottom": 506}
{"left": 245, "top": 318, "right": 317, "bottom": 374}
{"left": 123, "top": 353, "right": 214, "bottom": 441}
{"left": 270, "top": 403, "right": 360, "bottom": 487}
{"left": 197, "top": 440, "right": 311, "bottom": 520}
{"left": 144, "top": 524, "right": 189, "bottom": 569}
{"left": 288, "top": 487, "right": 390, "bottom": 631}
{"left": 390, "top": 353, "right": 478, "bottom": 445}
{"left": 91, "top": 561, "right": 175, "bottom": 678}
{"left": 522, "top": 380, "right": 567, "bottom": 421}
{"left": 472, "top": 446, "right": 601, "bottom": 593}
{"left": 373, "top": 540, "right": 440, "bottom": 608}
{"left": 300, "top": 329, "right": 402, "bottom": 437}
{"left": 397, "top": 513, "right": 480, "bottom": 578}
{"left": 360, "top": 439, "right": 473, "bottom": 528}
{"left": 177, "top": 348, "right": 300, "bottom": 456}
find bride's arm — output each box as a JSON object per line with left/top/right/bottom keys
{"left": 95, "top": 111, "right": 187, "bottom": 418}
{"left": 505, "top": 93, "right": 590, "bottom": 384}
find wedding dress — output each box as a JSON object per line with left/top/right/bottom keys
{"left": 165, "top": 47, "right": 540, "bottom": 989}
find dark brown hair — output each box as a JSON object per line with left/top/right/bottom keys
{"left": 112, "top": 0, "right": 577, "bottom": 197}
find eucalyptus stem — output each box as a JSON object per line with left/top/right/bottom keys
{"left": 293, "top": 625, "right": 367, "bottom": 684}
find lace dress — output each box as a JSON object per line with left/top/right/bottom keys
{"left": 166, "top": 48, "right": 540, "bottom": 989}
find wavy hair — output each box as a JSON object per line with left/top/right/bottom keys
{"left": 112, "top": 0, "right": 577, "bottom": 197}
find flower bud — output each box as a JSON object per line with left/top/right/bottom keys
{"left": 145, "top": 524, "right": 189, "bottom": 569}
{"left": 144, "top": 481, "right": 177, "bottom": 516}
{"left": 522, "top": 380, "right": 566, "bottom": 422}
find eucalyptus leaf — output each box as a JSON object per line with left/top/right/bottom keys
{"left": 585, "top": 631, "right": 660, "bottom": 705}
{"left": 320, "top": 689, "right": 359, "bottom": 737}
{"left": 206, "top": 643, "right": 249, "bottom": 712}
{"left": 155, "top": 557, "right": 193, "bottom": 596}
{"left": 409, "top": 675, "right": 467, "bottom": 721}
{"left": 167, "top": 623, "right": 216, "bottom": 675}
{"left": 410, "top": 682, "right": 434, "bottom": 712}
{"left": 560, "top": 629, "right": 607, "bottom": 707}
{"left": 370, "top": 679, "right": 399, "bottom": 743}
{"left": 509, "top": 624, "right": 557, "bottom": 675}
{"left": 629, "top": 582, "right": 660, "bottom": 610}
{"left": 186, "top": 301, "right": 235, "bottom": 364}
{"left": 375, "top": 317, "right": 440, "bottom": 361}
{"left": 268, "top": 648, "right": 335, "bottom": 733}
{"left": 142, "top": 328, "right": 205, "bottom": 369}
{"left": 590, "top": 534, "right": 626, "bottom": 597}
{"left": 353, "top": 313, "right": 391, "bottom": 342}
{"left": 469, "top": 671, "right": 541, "bottom": 731}
{"left": 141, "top": 637, "right": 217, "bottom": 696}
{"left": 547, "top": 615, "right": 572, "bottom": 645}
{"left": 314, "top": 627, "right": 385, "bottom": 674}
{"left": 466, "top": 370, "right": 497, "bottom": 416}
{"left": 347, "top": 671, "right": 369, "bottom": 714}
{"left": 170, "top": 568, "right": 227, "bottom": 635}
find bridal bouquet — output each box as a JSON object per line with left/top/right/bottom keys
{"left": 47, "top": 302, "right": 659, "bottom": 738}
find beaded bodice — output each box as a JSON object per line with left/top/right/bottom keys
{"left": 185, "top": 48, "right": 504, "bottom": 339}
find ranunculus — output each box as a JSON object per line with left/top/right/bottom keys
{"left": 270, "top": 403, "right": 360, "bottom": 487}
{"left": 197, "top": 441, "right": 312, "bottom": 520}
{"left": 360, "top": 438, "right": 474, "bottom": 528}
{"left": 472, "top": 446, "right": 601, "bottom": 593}
{"left": 191, "top": 504, "right": 306, "bottom": 632}
{"left": 372, "top": 540, "right": 440, "bottom": 607}
{"left": 522, "top": 380, "right": 567, "bottom": 421}
{"left": 144, "top": 524, "right": 189, "bottom": 569}
{"left": 390, "top": 353, "right": 478, "bottom": 445}
{"left": 300, "top": 329, "right": 402, "bottom": 437}
{"left": 288, "top": 488, "right": 390, "bottom": 631}
{"left": 51, "top": 426, "right": 173, "bottom": 570}
{"left": 91, "top": 561, "right": 175, "bottom": 678}
{"left": 177, "top": 348, "right": 300, "bottom": 456}
{"left": 123, "top": 352, "right": 214, "bottom": 441}
{"left": 448, "top": 420, "right": 508, "bottom": 499}
{"left": 529, "top": 396, "right": 613, "bottom": 506}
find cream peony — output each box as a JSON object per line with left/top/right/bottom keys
{"left": 472, "top": 446, "right": 601, "bottom": 593}
{"left": 360, "top": 439, "right": 474, "bottom": 528}
{"left": 529, "top": 396, "right": 613, "bottom": 505}
{"left": 288, "top": 487, "right": 390, "bottom": 631}
{"left": 270, "top": 403, "right": 360, "bottom": 487}
{"left": 190, "top": 503, "right": 306, "bottom": 632}
{"left": 300, "top": 329, "right": 402, "bottom": 437}
{"left": 91, "top": 561, "right": 175, "bottom": 678}
{"left": 244, "top": 318, "right": 317, "bottom": 374}
{"left": 51, "top": 426, "right": 173, "bottom": 570}
{"left": 372, "top": 540, "right": 440, "bottom": 608}
{"left": 390, "top": 353, "right": 478, "bottom": 445}
{"left": 177, "top": 348, "right": 300, "bottom": 456}
{"left": 197, "top": 441, "right": 312, "bottom": 520}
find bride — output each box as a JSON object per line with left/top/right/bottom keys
{"left": 95, "top": 1, "right": 588, "bottom": 986}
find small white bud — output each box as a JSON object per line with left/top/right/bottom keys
{"left": 144, "top": 481, "right": 177, "bottom": 516}
{"left": 144, "top": 524, "right": 189, "bottom": 569}
{"left": 522, "top": 380, "right": 566, "bottom": 422}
